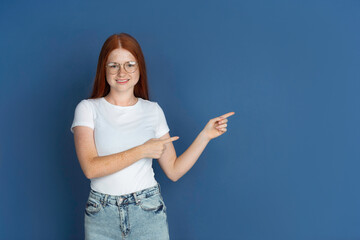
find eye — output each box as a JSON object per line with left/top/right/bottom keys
{"left": 126, "top": 64, "right": 136, "bottom": 68}
{"left": 109, "top": 64, "right": 118, "bottom": 68}
{"left": 127, "top": 61, "right": 137, "bottom": 66}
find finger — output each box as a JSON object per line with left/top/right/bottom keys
{"left": 212, "top": 112, "right": 235, "bottom": 123}
{"left": 216, "top": 124, "right": 227, "bottom": 128}
{"left": 219, "top": 112, "right": 235, "bottom": 119}
{"left": 163, "top": 136, "right": 180, "bottom": 143}
{"left": 216, "top": 120, "right": 228, "bottom": 126}
{"left": 218, "top": 119, "right": 228, "bottom": 124}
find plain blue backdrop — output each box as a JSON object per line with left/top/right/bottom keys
{"left": 1, "top": 0, "right": 359, "bottom": 239}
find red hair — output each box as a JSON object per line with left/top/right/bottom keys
{"left": 89, "top": 33, "right": 149, "bottom": 100}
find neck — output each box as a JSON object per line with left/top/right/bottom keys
{"left": 105, "top": 93, "right": 138, "bottom": 106}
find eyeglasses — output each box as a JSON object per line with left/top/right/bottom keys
{"left": 105, "top": 61, "right": 138, "bottom": 74}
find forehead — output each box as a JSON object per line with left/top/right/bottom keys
{"left": 107, "top": 48, "right": 136, "bottom": 62}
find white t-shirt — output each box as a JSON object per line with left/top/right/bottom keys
{"left": 70, "top": 97, "right": 170, "bottom": 195}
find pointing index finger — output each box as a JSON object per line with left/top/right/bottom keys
{"left": 220, "top": 112, "right": 235, "bottom": 119}
{"left": 163, "top": 136, "right": 180, "bottom": 143}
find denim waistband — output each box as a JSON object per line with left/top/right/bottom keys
{"left": 89, "top": 182, "right": 162, "bottom": 207}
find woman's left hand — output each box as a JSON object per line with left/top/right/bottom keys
{"left": 201, "top": 112, "right": 235, "bottom": 141}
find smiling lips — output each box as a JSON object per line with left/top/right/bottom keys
{"left": 116, "top": 79, "right": 129, "bottom": 84}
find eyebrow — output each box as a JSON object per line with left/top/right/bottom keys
{"left": 107, "top": 61, "right": 136, "bottom": 64}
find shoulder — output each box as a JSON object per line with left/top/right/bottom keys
{"left": 139, "top": 98, "right": 159, "bottom": 110}
{"left": 74, "top": 99, "right": 90, "bottom": 110}
{"left": 74, "top": 98, "right": 101, "bottom": 118}
{"left": 78, "top": 98, "right": 102, "bottom": 109}
{"left": 74, "top": 99, "right": 89, "bottom": 108}
{"left": 86, "top": 97, "right": 102, "bottom": 105}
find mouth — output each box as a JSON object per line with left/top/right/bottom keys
{"left": 116, "top": 79, "right": 129, "bottom": 84}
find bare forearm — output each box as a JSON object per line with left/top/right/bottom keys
{"left": 88, "top": 145, "right": 145, "bottom": 179}
{"left": 172, "top": 130, "right": 210, "bottom": 181}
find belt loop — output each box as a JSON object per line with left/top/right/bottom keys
{"left": 133, "top": 192, "right": 140, "bottom": 205}
{"left": 158, "top": 182, "right": 161, "bottom": 193}
{"left": 102, "top": 194, "right": 108, "bottom": 207}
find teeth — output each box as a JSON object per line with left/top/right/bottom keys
{"left": 117, "top": 79, "right": 129, "bottom": 82}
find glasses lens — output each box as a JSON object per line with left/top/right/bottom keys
{"left": 108, "top": 64, "right": 120, "bottom": 74}
{"left": 124, "top": 61, "right": 138, "bottom": 73}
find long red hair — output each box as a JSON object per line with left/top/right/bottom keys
{"left": 89, "top": 33, "right": 149, "bottom": 100}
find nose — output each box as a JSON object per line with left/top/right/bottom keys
{"left": 117, "top": 64, "right": 127, "bottom": 76}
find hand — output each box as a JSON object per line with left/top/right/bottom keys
{"left": 141, "top": 136, "right": 180, "bottom": 159}
{"left": 201, "top": 112, "right": 235, "bottom": 140}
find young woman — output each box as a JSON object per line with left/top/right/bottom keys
{"left": 70, "top": 32, "right": 234, "bottom": 240}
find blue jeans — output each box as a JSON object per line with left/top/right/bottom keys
{"left": 84, "top": 182, "right": 170, "bottom": 240}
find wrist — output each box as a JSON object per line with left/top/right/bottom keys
{"left": 199, "top": 130, "right": 211, "bottom": 142}
{"left": 136, "top": 144, "right": 147, "bottom": 159}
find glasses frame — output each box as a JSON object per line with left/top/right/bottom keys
{"left": 105, "top": 61, "right": 139, "bottom": 74}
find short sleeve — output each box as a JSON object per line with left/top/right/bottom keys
{"left": 155, "top": 102, "right": 170, "bottom": 138}
{"left": 70, "top": 100, "right": 94, "bottom": 133}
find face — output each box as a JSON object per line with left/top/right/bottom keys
{"left": 105, "top": 48, "right": 140, "bottom": 94}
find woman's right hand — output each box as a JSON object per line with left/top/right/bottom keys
{"left": 141, "top": 136, "right": 180, "bottom": 159}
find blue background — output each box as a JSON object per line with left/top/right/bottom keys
{"left": 1, "top": 0, "right": 359, "bottom": 239}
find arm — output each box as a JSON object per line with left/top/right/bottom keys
{"left": 157, "top": 131, "right": 210, "bottom": 182}
{"left": 172, "top": 130, "right": 210, "bottom": 181}
{"left": 157, "top": 112, "right": 235, "bottom": 182}
{"left": 90, "top": 146, "right": 145, "bottom": 179}
{"left": 73, "top": 126, "right": 145, "bottom": 179}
